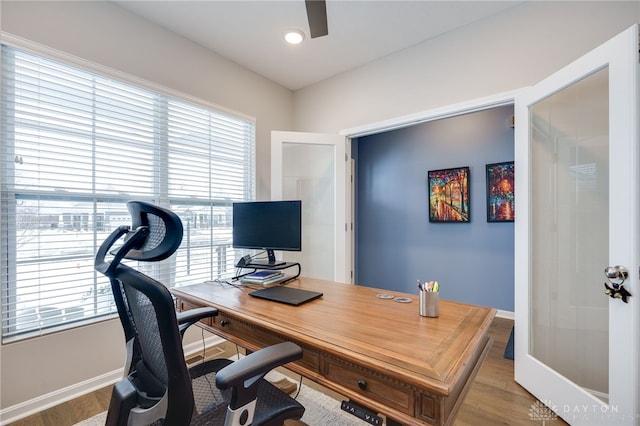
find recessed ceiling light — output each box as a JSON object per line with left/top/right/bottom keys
{"left": 284, "top": 29, "right": 305, "bottom": 45}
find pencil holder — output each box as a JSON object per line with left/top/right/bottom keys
{"left": 419, "top": 290, "right": 439, "bottom": 317}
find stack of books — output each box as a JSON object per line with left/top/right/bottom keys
{"left": 240, "top": 270, "right": 285, "bottom": 285}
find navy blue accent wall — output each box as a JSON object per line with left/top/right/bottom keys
{"left": 354, "top": 105, "right": 514, "bottom": 311}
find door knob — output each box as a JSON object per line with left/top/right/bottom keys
{"left": 604, "top": 265, "right": 628, "bottom": 283}
{"left": 604, "top": 265, "right": 631, "bottom": 303}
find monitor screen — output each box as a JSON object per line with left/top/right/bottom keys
{"left": 232, "top": 200, "right": 302, "bottom": 265}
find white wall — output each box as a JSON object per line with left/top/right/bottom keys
{"left": 0, "top": 0, "right": 293, "bottom": 418}
{"left": 292, "top": 1, "right": 640, "bottom": 133}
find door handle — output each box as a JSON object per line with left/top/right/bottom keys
{"left": 604, "top": 265, "right": 628, "bottom": 283}
{"left": 604, "top": 265, "right": 631, "bottom": 303}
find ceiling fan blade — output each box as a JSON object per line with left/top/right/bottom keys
{"left": 305, "top": 0, "right": 328, "bottom": 38}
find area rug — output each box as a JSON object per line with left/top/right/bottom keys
{"left": 74, "top": 370, "right": 367, "bottom": 426}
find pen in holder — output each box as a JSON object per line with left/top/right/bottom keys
{"left": 419, "top": 289, "right": 439, "bottom": 318}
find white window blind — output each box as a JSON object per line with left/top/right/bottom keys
{"left": 1, "top": 44, "right": 255, "bottom": 342}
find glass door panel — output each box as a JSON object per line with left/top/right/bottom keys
{"left": 271, "top": 131, "right": 348, "bottom": 283}
{"left": 530, "top": 67, "right": 609, "bottom": 401}
{"left": 515, "top": 25, "right": 640, "bottom": 423}
{"left": 282, "top": 143, "right": 335, "bottom": 281}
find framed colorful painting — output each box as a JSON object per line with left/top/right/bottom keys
{"left": 428, "top": 166, "right": 470, "bottom": 223}
{"left": 486, "top": 161, "right": 515, "bottom": 222}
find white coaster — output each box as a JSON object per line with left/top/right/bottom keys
{"left": 376, "top": 293, "right": 394, "bottom": 299}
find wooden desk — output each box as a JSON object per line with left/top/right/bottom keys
{"left": 172, "top": 278, "right": 495, "bottom": 426}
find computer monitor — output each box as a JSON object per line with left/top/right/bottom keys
{"left": 232, "top": 200, "right": 302, "bottom": 267}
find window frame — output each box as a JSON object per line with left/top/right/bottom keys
{"left": 0, "top": 37, "right": 256, "bottom": 342}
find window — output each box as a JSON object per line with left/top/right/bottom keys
{"left": 1, "top": 44, "right": 255, "bottom": 342}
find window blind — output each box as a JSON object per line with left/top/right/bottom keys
{"left": 0, "top": 44, "right": 255, "bottom": 342}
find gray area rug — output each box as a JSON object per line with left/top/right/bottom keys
{"left": 74, "top": 369, "right": 368, "bottom": 426}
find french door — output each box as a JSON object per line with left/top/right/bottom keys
{"left": 514, "top": 25, "right": 639, "bottom": 424}
{"left": 271, "top": 131, "right": 350, "bottom": 283}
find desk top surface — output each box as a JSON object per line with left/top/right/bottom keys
{"left": 172, "top": 277, "right": 495, "bottom": 396}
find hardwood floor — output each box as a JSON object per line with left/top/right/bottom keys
{"left": 8, "top": 317, "right": 565, "bottom": 425}
{"left": 8, "top": 386, "right": 112, "bottom": 426}
{"left": 455, "top": 317, "right": 566, "bottom": 425}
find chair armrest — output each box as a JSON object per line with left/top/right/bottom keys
{"left": 215, "top": 341, "right": 302, "bottom": 390}
{"left": 177, "top": 307, "right": 218, "bottom": 337}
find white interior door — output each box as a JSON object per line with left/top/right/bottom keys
{"left": 515, "top": 25, "right": 639, "bottom": 424}
{"left": 271, "top": 131, "right": 349, "bottom": 283}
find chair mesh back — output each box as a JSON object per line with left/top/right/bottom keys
{"left": 109, "top": 253, "right": 195, "bottom": 423}
{"left": 124, "top": 281, "right": 168, "bottom": 391}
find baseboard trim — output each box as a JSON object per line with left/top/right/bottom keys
{"left": 496, "top": 309, "right": 515, "bottom": 320}
{"left": 0, "top": 336, "right": 224, "bottom": 425}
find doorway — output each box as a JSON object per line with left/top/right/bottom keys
{"left": 351, "top": 105, "right": 515, "bottom": 312}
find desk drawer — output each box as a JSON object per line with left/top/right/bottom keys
{"left": 211, "top": 313, "right": 320, "bottom": 373}
{"left": 324, "top": 357, "right": 414, "bottom": 415}
{"left": 175, "top": 299, "right": 320, "bottom": 373}
{"left": 213, "top": 313, "right": 282, "bottom": 347}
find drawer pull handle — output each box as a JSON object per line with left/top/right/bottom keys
{"left": 357, "top": 380, "right": 367, "bottom": 390}
{"left": 220, "top": 320, "right": 230, "bottom": 327}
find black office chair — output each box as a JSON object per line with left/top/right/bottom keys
{"left": 95, "top": 201, "right": 305, "bottom": 426}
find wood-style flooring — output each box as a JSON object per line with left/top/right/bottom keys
{"left": 8, "top": 317, "right": 566, "bottom": 425}
{"left": 454, "top": 317, "right": 566, "bottom": 425}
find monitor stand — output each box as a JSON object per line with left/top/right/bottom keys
{"left": 249, "top": 249, "right": 286, "bottom": 268}
{"left": 234, "top": 252, "right": 301, "bottom": 283}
